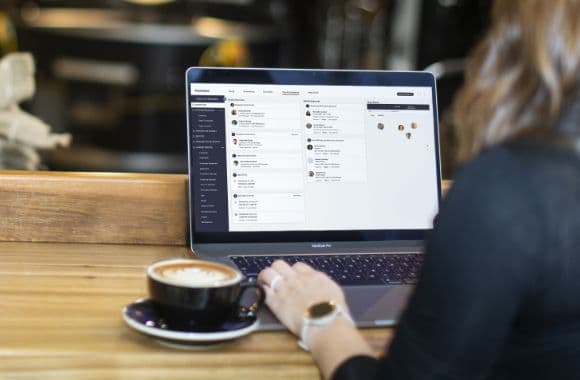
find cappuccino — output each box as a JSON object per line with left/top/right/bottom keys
{"left": 152, "top": 260, "right": 240, "bottom": 287}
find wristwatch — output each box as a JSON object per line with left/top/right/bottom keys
{"left": 298, "top": 301, "right": 353, "bottom": 351}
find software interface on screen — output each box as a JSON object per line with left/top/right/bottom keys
{"left": 188, "top": 83, "right": 439, "bottom": 233}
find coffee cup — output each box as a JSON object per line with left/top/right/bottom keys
{"left": 147, "top": 259, "right": 265, "bottom": 330}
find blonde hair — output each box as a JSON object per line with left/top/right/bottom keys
{"left": 452, "top": 0, "right": 580, "bottom": 162}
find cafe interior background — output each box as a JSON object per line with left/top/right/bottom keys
{"left": 0, "top": 0, "right": 491, "bottom": 179}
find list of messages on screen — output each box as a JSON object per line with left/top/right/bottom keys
{"left": 188, "top": 83, "right": 439, "bottom": 233}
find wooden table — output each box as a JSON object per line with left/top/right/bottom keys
{"left": 0, "top": 241, "right": 394, "bottom": 380}
{"left": 0, "top": 171, "right": 445, "bottom": 379}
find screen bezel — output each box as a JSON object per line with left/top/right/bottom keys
{"left": 186, "top": 67, "right": 442, "bottom": 245}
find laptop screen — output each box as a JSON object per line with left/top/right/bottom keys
{"left": 186, "top": 68, "right": 441, "bottom": 244}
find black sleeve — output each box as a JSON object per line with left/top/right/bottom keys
{"left": 332, "top": 356, "right": 380, "bottom": 380}
{"left": 382, "top": 150, "right": 543, "bottom": 379}
{"left": 332, "top": 148, "right": 543, "bottom": 380}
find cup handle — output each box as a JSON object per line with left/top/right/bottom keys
{"left": 237, "top": 282, "right": 266, "bottom": 320}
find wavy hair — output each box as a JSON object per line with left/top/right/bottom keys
{"left": 452, "top": 0, "right": 580, "bottom": 162}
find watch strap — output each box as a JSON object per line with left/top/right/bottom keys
{"left": 298, "top": 305, "right": 353, "bottom": 351}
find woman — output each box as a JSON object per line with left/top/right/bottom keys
{"left": 258, "top": 0, "right": 580, "bottom": 379}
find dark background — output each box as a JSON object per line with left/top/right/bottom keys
{"left": 0, "top": 0, "right": 491, "bottom": 177}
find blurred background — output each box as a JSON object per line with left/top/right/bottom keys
{"left": 0, "top": 0, "right": 491, "bottom": 178}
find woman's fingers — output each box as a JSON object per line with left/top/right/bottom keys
{"left": 258, "top": 267, "right": 281, "bottom": 288}
{"left": 293, "top": 261, "right": 314, "bottom": 273}
{"left": 271, "top": 260, "right": 295, "bottom": 277}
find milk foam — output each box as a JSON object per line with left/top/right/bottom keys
{"left": 161, "top": 266, "right": 232, "bottom": 286}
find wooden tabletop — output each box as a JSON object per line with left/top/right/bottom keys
{"left": 0, "top": 241, "right": 394, "bottom": 380}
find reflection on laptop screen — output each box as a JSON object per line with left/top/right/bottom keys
{"left": 188, "top": 75, "right": 439, "bottom": 236}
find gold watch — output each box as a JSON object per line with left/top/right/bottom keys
{"left": 298, "top": 301, "right": 353, "bottom": 351}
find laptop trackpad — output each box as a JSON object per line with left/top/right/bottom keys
{"left": 346, "top": 285, "right": 414, "bottom": 326}
{"left": 258, "top": 285, "right": 414, "bottom": 330}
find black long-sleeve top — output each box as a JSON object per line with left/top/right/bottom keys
{"left": 333, "top": 141, "right": 580, "bottom": 380}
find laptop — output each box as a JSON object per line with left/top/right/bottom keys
{"left": 185, "top": 67, "right": 441, "bottom": 330}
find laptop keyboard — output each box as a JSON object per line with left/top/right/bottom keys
{"left": 230, "top": 253, "right": 423, "bottom": 286}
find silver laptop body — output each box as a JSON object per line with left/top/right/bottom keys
{"left": 185, "top": 67, "right": 441, "bottom": 330}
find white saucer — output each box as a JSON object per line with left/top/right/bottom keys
{"left": 123, "top": 299, "right": 259, "bottom": 346}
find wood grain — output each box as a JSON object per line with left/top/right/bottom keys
{"left": 0, "top": 170, "right": 188, "bottom": 245}
{"left": 0, "top": 169, "right": 452, "bottom": 245}
{"left": 0, "top": 175, "right": 451, "bottom": 378}
{"left": 0, "top": 242, "right": 394, "bottom": 380}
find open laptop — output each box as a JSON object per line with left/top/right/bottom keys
{"left": 185, "top": 67, "right": 441, "bottom": 330}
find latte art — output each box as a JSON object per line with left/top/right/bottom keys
{"left": 157, "top": 263, "right": 238, "bottom": 287}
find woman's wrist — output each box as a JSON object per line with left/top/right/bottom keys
{"left": 308, "top": 316, "right": 353, "bottom": 350}
{"left": 308, "top": 318, "right": 374, "bottom": 380}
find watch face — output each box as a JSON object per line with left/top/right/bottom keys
{"left": 307, "top": 301, "right": 336, "bottom": 318}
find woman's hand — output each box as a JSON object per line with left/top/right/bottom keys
{"left": 257, "top": 260, "right": 348, "bottom": 335}
{"left": 258, "top": 260, "right": 374, "bottom": 380}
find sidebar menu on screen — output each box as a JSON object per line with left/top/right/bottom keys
{"left": 189, "top": 95, "right": 228, "bottom": 232}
